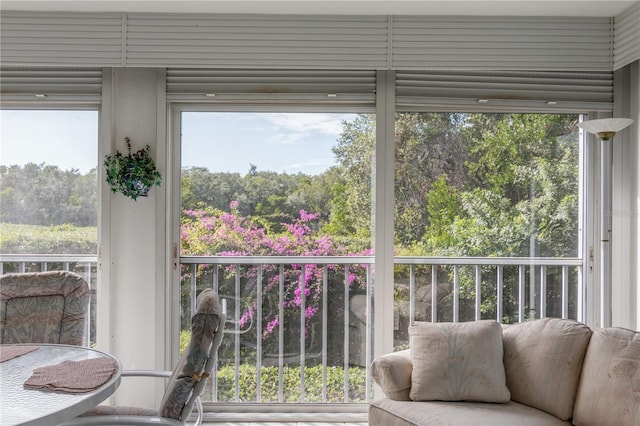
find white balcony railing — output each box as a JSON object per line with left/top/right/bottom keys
{"left": 0, "top": 254, "right": 583, "bottom": 404}
{"left": 180, "top": 255, "right": 583, "bottom": 404}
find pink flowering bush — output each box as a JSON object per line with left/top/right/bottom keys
{"left": 181, "top": 201, "right": 370, "bottom": 360}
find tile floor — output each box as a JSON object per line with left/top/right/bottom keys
{"left": 206, "top": 423, "right": 368, "bottom": 426}
{"left": 201, "top": 407, "right": 368, "bottom": 425}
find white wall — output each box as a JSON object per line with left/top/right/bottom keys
{"left": 612, "top": 60, "right": 640, "bottom": 330}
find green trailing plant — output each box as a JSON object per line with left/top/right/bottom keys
{"left": 104, "top": 137, "right": 162, "bottom": 200}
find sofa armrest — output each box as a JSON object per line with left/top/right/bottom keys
{"left": 370, "top": 349, "right": 412, "bottom": 401}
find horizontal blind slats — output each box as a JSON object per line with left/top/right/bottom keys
{"left": 166, "top": 69, "right": 376, "bottom": 105}
{"left": 614, "top": 3, "right": 640, "bottom": 70}
{"left": 127, "top": 14, "right": 388, "bottom": 69}
{"left": 0, "top": 12, "right": 124, "bottom": 66}
{"left": 0, "top": 11, "right": 640, "bottom": 71}
{"left": 1, "top": 11, "right": 631, "bottom": 72}
{"left": 392, "top": 16, "right": 613, "bottom": 71}
{"left": 396, "top": 70, "right": 613, "bottom": 112}
{"left": 0, "top": 68, "right": 103, "bottom": 103}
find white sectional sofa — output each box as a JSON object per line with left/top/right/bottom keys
{"left": 369, "top": 318, "right": 639, "bottom": 426}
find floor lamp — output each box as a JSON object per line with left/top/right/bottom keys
{"left": 577, "top": 117, "right": 634, "bottom": 327}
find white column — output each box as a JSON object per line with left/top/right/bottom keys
{"left": 373, "top": 70, "right": 395, "bottom": 399}
{"left": 99, "top": 67, "right": 167, "bottom": 408}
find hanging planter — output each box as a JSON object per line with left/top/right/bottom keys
{"left": 104, "top": 137, "right": 162, "bottom": 200}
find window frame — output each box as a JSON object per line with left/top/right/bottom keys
{"left": 166, "top": 73, "right": 598, "bottom": 414}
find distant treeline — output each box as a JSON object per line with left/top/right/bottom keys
{"left": 0, "top": 162, "right": 339, "bottom": 231}
{"left": 1, "top": 163, "right": 97, "bottom": 226}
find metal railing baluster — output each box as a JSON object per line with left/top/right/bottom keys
{"left": 497, "top": 266, "right": 504, "bottom": 323}
{"left": 562, "top": 266, "right": 569, "bottom": 319}
{"left": 234, "top": 267, "right": 240, "bottom": 402}
{"left": 475, "top": 265, "right": 482, "bottom": 320}
{"left": 431, "top": 266, "right": 438, "bottom": 322}
{"left": 409, "top": 264, "right": 415, "bottom": 323}
{"left": 278, "top": 265, "right": 284, "bottom": 404}
{"left": 256, "top": 264, "right": 263, "bottom": 402}
{"left": 299, "top": 264, "right": 306, "bottom": 403}
{"left": 519, "top": 266, "right": 525, "bottom": 322}
{"left": 343, "top": 264, "right": 350, "bottom": 403}
{"left": 321, "top": 265, "right": 328, "bottom": 403}
{"left": 453, "top": 266, "right": 459, "bottom": 323}
{"left": 190, "top": 264, "right": 197, "bottom": 317}
{"left": 540, "top": 265, "right": 547, "bottom": 318}
{"left": 211, "top": 264, "right": 219, "bottom": 403}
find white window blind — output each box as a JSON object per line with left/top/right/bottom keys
{"left": 614, "top": 3, "right": 640, "bottom": 70}
{"left": 127, "top": 14, "right": 388, "bottom": 69}
{"left": 391, "top": 16, "right": 613, "bottom": 71}
{"left": 0, "top": 12, "right": 124, "bottom": 67}
{"left": 0, "top": 68, "right": 103, "bottom": 104}
{"left": 396, "top": 70, "right": 613, "bottom": 112}
{"left": 1, "top": 11, "right": 627, "bottom": 72}
{"left": 166, "top": 69, "right": 377, "bottom": 106}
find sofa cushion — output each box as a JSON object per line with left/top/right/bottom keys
{"left": 369, "top": 398, "right": 571, "bottom": 426}
{"left": 408, "top": 320, "right": 510, "bottom": 403}
{"left": 572, "top": 327, "right": 640, "bottom": 426}
{"left": 370, "top": 349, "right": 412, "bottom": 401}
{"left": 502, "top": 317, "right": 592, "bottom": 421}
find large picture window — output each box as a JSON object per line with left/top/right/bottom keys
{"left": 179, "top": 111, "right": 375, "bottom": 404}
{"left": 392, "top": 113, "right": 582, "bottom": 348}
{"left": 0, "top": 109, "right": 99, "bottom": 344}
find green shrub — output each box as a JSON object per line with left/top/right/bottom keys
{"left": 214, "top": 363, "right": 367, "bottom": 403}
{"left": 0, "top": 223, "right": 96, "bottom": 254}
{"left": 179, "top": 329, "right": 190, "bottom": 354}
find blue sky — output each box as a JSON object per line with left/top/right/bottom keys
{"left": 0, "top": 110, "right": 99, "bottom": 173}
{"left": 0, "top": 110, "right": 357, "bottom": 176}
{"left": 182, "top": 112, "right": 357, "bottom": 175}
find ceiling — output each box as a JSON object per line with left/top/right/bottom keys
{"left": 1, "top": 0, "right": 638, "bottom": 17}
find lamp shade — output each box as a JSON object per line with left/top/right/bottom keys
{"left": 577, "top": 118, "right": 634, "bottom": 140}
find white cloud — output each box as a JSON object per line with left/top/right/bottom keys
{"left": 265, "top": 113, "right": 355, "bottom": 137}
{"left": 284, "top": 159, "right": 332, "bottom": 173}
{"left": 266, "top": 131, "right": 305, "bottom": 145}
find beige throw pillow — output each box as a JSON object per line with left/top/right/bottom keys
{"left": 572, "top": 327, "right": 640, "bottom": 426}
{"left": 502, "top": 317, "right": 592, "bottom": 421}
{"left": 408, "top": 320, "right": 510, "bottom": 403}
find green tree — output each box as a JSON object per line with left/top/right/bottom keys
{"left": 181, "top": 167, "right": 244, "bottom": 212}
{"left": 0, "top": 163, "right": 97, "bottom": 227}
{"left": 423, "top": 113, "right": 579, "bottom": 258}
{"left": 330, "top": 114, "right": 375, "bottom": 241}
{"left": 394, "top": 113, "right": 469, "bottom": 246}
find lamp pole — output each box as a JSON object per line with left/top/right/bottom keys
{"left": 600, "top": 136, "right": 612, "bottom": 327}
{"left": 578, "top": 117, "right": 633, "bottom": 328}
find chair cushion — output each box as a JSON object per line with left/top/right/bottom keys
{"left": 77, "top": 404, "right": 158, "bottom": 417}
{"left": 369, "top": 398, "right": 571, "bottom": 426}
{"left": 0, "top": 271, "right": 90, "bottom": 345}
{"left": 502, "top": 317, "right": 592, "bottom": 421}
{"left": 408, "top": 320, "right": 510, "bottom": 403}
{"left": 572, "top": 327, "right": 640, "bottom": 426}
{"left": 159, "top": 288, "right": 222, "bottom": 420}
